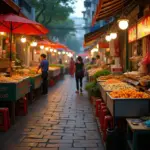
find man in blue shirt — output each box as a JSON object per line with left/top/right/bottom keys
{"left": 37, "top": 54, "right": 49, "bottom": 95}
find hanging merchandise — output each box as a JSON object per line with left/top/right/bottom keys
{"left": 141, "top": 36, "right": 150, "bottom": 65}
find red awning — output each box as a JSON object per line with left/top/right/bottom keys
{"left": 0, "top": 13, "right": 49, "bottom": 35}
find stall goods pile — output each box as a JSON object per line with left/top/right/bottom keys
{"left": 110, "top": 89, "right": 150, "bottom": 98}
{"left": 50, "top": 64, "right": 65, "bottom": 69}
{"left": 49, "top": 67, "right": 60, "bottom": 71}
{"left": 124, "top": 71, "right": 141, "bottom": 80}
{"left": 93, "top": 70, "right": 111, "bottom": 79}
{"left": 104, "top": 79, "right": 122, "bottom": 84}
{"left": 97, "top": 75, "right": 125, "bottom": 81}
{"left": 0, "top": 76, "right": 18, "bottom": 83}
{"left": 139, "top": 75, "right": 150, "bottom": 86}
{"left": 88, "top": 68, "right": 102, "bottom": 76}
{"left": 102, "top": 83, "right": 136, "bottom": 91}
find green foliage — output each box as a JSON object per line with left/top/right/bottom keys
{"left": 86, "top": 64, "right": 97, "bottom": 70}
{"left": 50, "top": 64, "right": 65, "bottom": 69}
{"left": 85, "top": 81, "right": 100, "bottom": 97}
{"left": 93, "top": 70, "right": 111, "bottom": 79}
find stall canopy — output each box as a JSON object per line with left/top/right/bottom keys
{"left": 84, "top": 24, "right": 109, "bottom": 47}
{"left": 92, "top": 0, "right": 131, "bottom": 25}
{"left": 0, "top": 13, "right": 49, "bottom": 35}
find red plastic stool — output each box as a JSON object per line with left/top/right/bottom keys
{"left": 100, "top": 108, "right": 109, "bottom": 131}
{"left": 99, "top": 104, "right": 106, "bottom": 123}
{"left": 103, "top": 115, "right": 113, "bottom": 142}
{"left": 0, "top": 108, "right": 10, "bottom": 132}
{"left": 49, "top": 79, "right": 55, "bottom": 86}
{"left": 95, "top": 99, "right": 102, "bottom": 117}
{"left": 16, "top": 97, "right": 28, "bottom": 116}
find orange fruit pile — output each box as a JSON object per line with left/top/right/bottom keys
{"left": 110, "top": 89, "right": 150, "bottom": 99}
{"left": 105, "top": 79, "right": 122, "bottom": 84}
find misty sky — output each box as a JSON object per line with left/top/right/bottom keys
{"left": 71, "top": 0, "right": 85, "bottom": 18}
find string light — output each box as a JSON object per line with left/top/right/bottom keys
{"left": 21, "top": 36, "right": 26, "bottom": 43}
{"left": 40, "top": 45, "right": 44, "bottom": 49}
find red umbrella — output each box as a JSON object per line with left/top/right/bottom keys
{"left": 0, "top": 13, "right": 49, "bottom": 61}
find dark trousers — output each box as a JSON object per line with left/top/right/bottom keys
{"left": 42, "top": 72, "right": 48, "bottom": 94}
{"left": 75, "top": 76, "right": 83, "bottom": 91}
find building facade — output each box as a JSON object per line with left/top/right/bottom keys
{"left": 12, "top": 0, "right": 35, "bottom": 21}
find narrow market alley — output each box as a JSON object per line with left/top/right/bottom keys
{"left": 0, "top": 76, "right": 104, "bottom": 150}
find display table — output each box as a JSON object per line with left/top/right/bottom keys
{"left": 106, "top": 93, "right": 149, "bottom": 118}
{"left": 127, "top": 119, "right": 150, "bottom": 150}
{"left": 0, "top": 77, "right": 30, "bottom": 124}
{"left": 30, "top": 74, "right": 42, "bottom": 90}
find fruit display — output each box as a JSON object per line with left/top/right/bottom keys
{"left": 88, "top": 67, "right": 103, "bottom": 76}
{"left": 104, "top": 79, "right": 122, "bottom": 84}
{"left": 139, "top": 75, "right": 150, "bottom": 86}
{"left": 110, "top": 89, "right": 150, "bottom": 98}
{"left": 0, "top": 76, "right": 17, "bottom": 83}
{"left": 97, "top": 74, "right": 125, "bottom": 81}
{"left": 101, "top": 82, "right": 136, "bottom": 91}
{"left": 124, "top": 71, "right": 141, "bottom": 80}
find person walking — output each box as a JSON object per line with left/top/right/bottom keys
{"left": 37, "top": 54, "right": 49, "bottom": 95}
{"left": 75, "top": 56, "right": 84, "bottom": 93}
{"left": 69, "top": 57, "right": 75, "bottom": 77}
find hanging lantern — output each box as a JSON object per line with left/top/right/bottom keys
{"left": 58, "top": 52, "right": 61, "bottom": 55}
{"left": 105, "top": 35, "right": 111, "bottom": 42}
{"left": 54, "top": 49, "right": 57, "bottom": 53}
{"left": 40, "top": 45, "right": 44, "bottom": 49}
{"left": 118, "top": 18, "right": 129, "bottom": 30}
{"left": 62, "top": 51, "right": 65, "bottom": 54}
{"left": 110, "top": 33, "right": 117, "bottom": 39}
{"left": 21, "top": 36, "right": 26, "bottom": 43}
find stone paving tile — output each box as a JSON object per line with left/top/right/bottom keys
{"left": 0, "top": 76, "right": 104, "bottom": 150}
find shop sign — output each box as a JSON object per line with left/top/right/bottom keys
{"left": 128, "top": 25, "right": 137, "bottom": 43}
{"left": 137, "top": 15, "right": 150, "bottom": 39}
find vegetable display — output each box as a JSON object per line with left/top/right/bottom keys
{"left": 93, "top": 70, "right": 111, "bottom": 79}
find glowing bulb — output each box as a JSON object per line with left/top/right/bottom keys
{"left": 110, "top": 33, "right": 117, "bottom": 39}
{"left": 45, "top": 47, "right": 49, "bottom": 51}
{"left": 54, "top": 49, "right": 57, "bottom": 53}
{"left": 31, "top": 41, "right": 37, "bottom": 47}
{"left": 50, "top": 48, "right": 53, "bottom": 52}
{"left": 21, "top": 37, "right": 26, "bottom": 43}
{"left": 86, "top": 56, "right": 88, "bottom": 59}
{"left": 0, "top": 32, "right": 5, "bottom": 35}
{"left": 58, "top": 52, "right": 61, "bottom": 55}
{"left": 118, "top": 19, "right": 129, "bottom": 30}
{"left": 40, "top": 45, "right": 44, "bottom": 49}
{"left": 34, "top": 51, "right": 37, "bottom": 54}
{"left": 105, "top": 35, "right": 111, "bottom": 42}
{"left": 62, "top": 51, "right": 65, "bottom": 54}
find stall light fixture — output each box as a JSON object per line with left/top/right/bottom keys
{"left": 118, "top": 18, "right": 129, "bottom": 30}
{"left": 31, "top": 41, "right": 37, "bottom": 47}
{"left": 0, "top": 32, "right": 5, "bottom": 35}
{"left": 110, "top": 33, "right": 117, "bottom": 39}
{"left": 58, "top": 52, "right": 61, "bottom": 55}
{"left": 105, "top": 35, "right": 111, "bottom": 42}
{"left": 50, "top": 48, "right": 53, "bottom": 52}
{"left": 34, "top": 51, "right": 37, "bottom": 54}
{"left": 40, "top": 45, "right": 44, "bottom": 49}
{"left": 21, "top": 36, "right": 27, "bottom": 43}
{"left": 45, "top": 47, "right": 49, "bottom": 51}
{"left": 54, "top": 49, "right": 57, "bottom": 53}
{"left": 62, "top": 51, "right": 65, "bottom": 54}
{"left": 86, "top": 56, "right": 88, "bottom": 59}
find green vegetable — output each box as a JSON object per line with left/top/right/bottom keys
{"left": 93, "top": 69, "right": 111, "bottom": 79}
{"left": 50, "top": 64, "right": 65, "bottom": 69}
{"left": 85, "top": 81, "right": 100, "bottom": 97}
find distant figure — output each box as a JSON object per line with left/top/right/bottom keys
{"left": 90, "top": 57, "right": 96, "bottom": 64}
{"left": 69, "top": 57, "right": 75, "bottom": 77}
{"left": 75, "top": 56, "right": 84, "bottom": 93}
{"left": 96, "top": 55, "right": 101, "bottom": 67}
{"left": 37, "top": 54, "right": 49, "bottom": 95}
{"left": 59, "top": 58, "right": 62, "bottom": 64}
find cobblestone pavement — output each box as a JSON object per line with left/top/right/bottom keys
{"left": 0, "top": 76, "right": 104, "bottom": 150}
